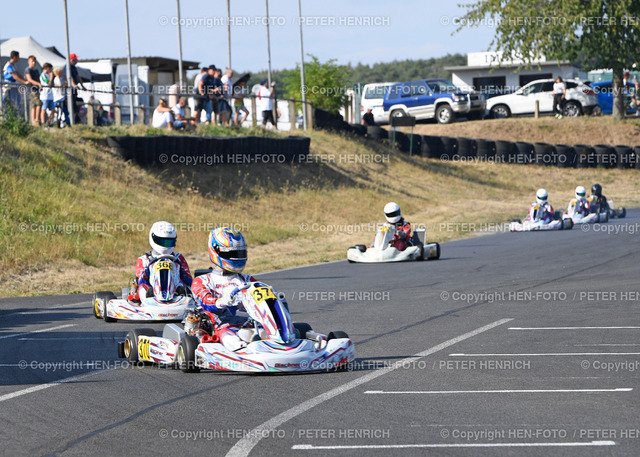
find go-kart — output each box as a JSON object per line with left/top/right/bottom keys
{"left": 559, "top": 199, "right": 605, "bottom": 224}
{"left": 347, "top": 226, "right": 440, "bottom": 263}
{"left": 510, "top": 205, "right": 574, "bottom": 232}
{"left": 587, "top": 195, "right": 626, "bottom": 219}
{"left": 93, "top": 255, "right": 195, "bottom": 322}
{"left": 117, "top": 280, "right": 354, "bottom": 373}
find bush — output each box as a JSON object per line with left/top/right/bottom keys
{"left": 1, "top": 103, "right": 31, "bottom": 137}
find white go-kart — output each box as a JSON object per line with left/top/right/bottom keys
{"left": 561, "top": 199, "right": 606, "bottom": 224}
{"left": 93, "top": 255, "right": 195, "bottom": 322}
{"left": 347, "top": 225, "right": 440, "bottom": 263}
{"left": 118, "top": 280, "right": 354, "bottom": 373}
{"left": 510, "top": 205, "right": 574, "bottom": 232}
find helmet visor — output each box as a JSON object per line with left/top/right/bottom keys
{"left": 216, "top": 245, "right": 247, "bottom": 261}
{"left": 152, "top": 234, "right": 176, "bottom": 248}
{"left": 537, "top": 195, "right": 547, "bottom": 202}
{"left": 385, "top": 209, "right": 401, "bottom": 219}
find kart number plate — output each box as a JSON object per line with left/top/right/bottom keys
{"left": 380, "top": 226, "right": 390, "bottom": 232}
{"left": 138, "top": 337, "right": 152, "bottom": 361}
{"left": 251, "top": 287, "right": 276, "bottom": 303}
{"left": 154, "top": 261, "right": 172, "bottom": 272}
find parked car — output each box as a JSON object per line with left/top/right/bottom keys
{"left": 487, "top": 78, "right": 599, "bottom": 118}
{"left": 360, "top": 82, "right": 397, "bottom": 124}
{"left": 382, "top": 79, "right": 485, "bottom": 124}
{"left": 590, "top": 81, "right": 636, "bottom": 115}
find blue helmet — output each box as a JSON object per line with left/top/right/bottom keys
{"left": 208, "top": 227, "right": 247, "bottom": 273}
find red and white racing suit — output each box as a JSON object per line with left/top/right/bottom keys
{"left": 191, "top": 268, "right": 257, "bottom": 350}
{"left": 135, "top": 250, "right": 192, "bottom": 297}
{"left": 392, "top": 219, "right": 412, "bottom": 251}
{"left": 526, "top": 202, "right": 554, "bottom": 223}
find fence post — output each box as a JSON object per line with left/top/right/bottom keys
{"left": 272, "top": 94, "right": 278, "bottom": 129}
{"left": 251, "top": 96, "right": 257, "bottom": 128}
{"left": 24, "top": 89, "right": 29, "bottom": 122}
{"left": 535, "top": 100, "right": 539, "bottom": 118}
{"left": 114, "top": 102, "right": 122, "bottom": 126}
{"left": 137, "top": 105, "right": 145, "bottom": 125}
{"left": 288, "top": 101, "right": 296, "bottom": 130}
{"left": 86, "top": 103, "right": 94, "bottom": 126}
{"left": 305, "top": 102, "right": 314, "bottom": 130}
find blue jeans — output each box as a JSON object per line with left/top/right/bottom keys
{"left": 203, "top": 100, "right": 213, "bottom": 122}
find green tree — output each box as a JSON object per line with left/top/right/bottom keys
{"left": 458, "top": 0, "right": 640, "bottom": 119}
{"left": 283, "top": 55, "right": 351, "bottom": 114}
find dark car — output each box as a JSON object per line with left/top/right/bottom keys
{"left": 590, "top": 81, "right": 636, "bottom": 115}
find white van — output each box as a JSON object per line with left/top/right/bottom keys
{"left": 360, "top": 82, "right": 396, "bottom": 124}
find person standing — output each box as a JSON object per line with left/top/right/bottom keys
{"left": 52, "top": 67, "right": 71, "bottom": 127}
{"left": 2, "top": 51, "right": 28, "bottom": 114}
{"left": 553, "top": 76, "right": 566, "bottom": 119}
{"left": 192, "top": 67, "right": 207, "bottom": 124}
{"left": 25, "top": 56, "right": 42, "bottom": 125}
{"left": 220, "top": 68, "right": 234, "bottom": 126}
{"left": 39, "top": 63, "right": 55, "bottom": 126}
{"left": 64, "top": 53, "right": 85, "bottom": 124}
{"left": 257, "top": 78, "right": 276, "bottom": 129}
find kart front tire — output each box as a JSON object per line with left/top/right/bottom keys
{"left": 294, "top": 322, "right": 313, "bottom": 339}
{"left": 177, "top": 335, "right": 200, "bottom": 373}
{"left": 95, "top": 291, "right": 117, "bottom": 322}
{"left": 123, "top": 328, "right": 157, "bottom": 363}
{"left": 355, "top": 244, "right": 367, "bottom": 253}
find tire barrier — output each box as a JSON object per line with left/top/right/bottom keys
{"left": 476, "top": 138, "right": 496, "bottom": 159}
{"left": 495, "top": 140, "right": 516, "bottom": 163}
{"left": 421, "top": 135, "right": 443, "bottom": 158}
{"left": 634, "top": 146, "right": 640, "bottom": 170}
{"left": 533, "top": 142, "right": 556, "bottom": 166}
{"left": 514, "top": 141, "right": 534, "bottom": 165}
{"left": 614, "top": 145, "right": 634, "bottom": 169}
{"left": 106, "top": 135, "right": 310, "bottom": 166}
{"left": 366, "top": 126, "right": 387, "bottom": 140}
{"left": 554, "top": 144, "right": 576, "bottom": 168}
{"left": 439, "top": 136, "right": 458, "bottom": 159}
{"left": 574, "top": 144, "right": 596, "bottom": 168}
{"left": 594, "top": 144, "right": 616, "bottom": 169}
{"left": 456, "top": 137, "right": 477, "bottom": 158}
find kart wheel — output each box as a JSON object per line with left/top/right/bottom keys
{"left": 328, "top": 331, "right": 349, "bottom": 340}
{"left": 123, "top": 328, "right": 157, "bottom": 363}
{"left": 510, "top": 219, "right": 522, "bottom": 224}
{"left": 95, "top": 291, "right": 117, "bottom": 322}
{"left": 619, "top": 208, "right": 626, "bottom": 218}
{"left": 553, "top": 210, "right": 563, "bottom": 221}
{"left": 424, "top": 242, "right": 441, "bottom": 260}
{"left": 601, "top": 211, "right": 609, "bottom": 223}
{"left": 176, "top": 335, "right": 200, "bottom": 373}
{"left": 294, "top": 322, "right": 313, "bottom": 339}
{"left": 355, "top": 244, "right": 367, "bottom": 253}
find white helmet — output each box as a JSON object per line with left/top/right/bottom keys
{"left": 575, "top": 185, "right": 586, "bottom": 199}
{"left": 149, "top": 221, "right": 177, "bottom": 255}
{"left": 536, "top": 188, "right": 548, "bottom": 206}
{"left": 384, "top": 202, "right": 402, "bottom": 223}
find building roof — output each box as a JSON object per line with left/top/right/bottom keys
{"left": 445, "top": 60, "right": 576, "bottom": 71}
{"left": 79, "top": 56, "right": 200, "bottom": 71}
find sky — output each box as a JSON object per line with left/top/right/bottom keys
{"left": 0, "top": 1, "right": 495, "bottom": 74}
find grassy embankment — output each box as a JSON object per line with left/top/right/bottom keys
{"left": 1, "top": 118, "right": 639, "bottom": 296}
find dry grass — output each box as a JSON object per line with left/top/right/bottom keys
{"left": 1, "top": 120, "right": 639, "bottom": 296}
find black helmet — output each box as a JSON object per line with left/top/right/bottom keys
{"left": 591, "top": 183, "right": 602, "bottom": 197}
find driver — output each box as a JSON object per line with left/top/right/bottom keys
{"left": 526, "top": 189, "right": 554, "bottom": 223}
{"left": 134, "top": 221, "right": 192, "bottom": 301}
{"left": 570, "top": 185, "right": 590, "bottom": 216}
{"left": 383, "top": 202, "right": 412, "bottom": 251}
{"left": 589, "top": 183, "right": 610, "bottom": 213}
{"left": 191, "top": 227, "right": 256, "bottom": 351}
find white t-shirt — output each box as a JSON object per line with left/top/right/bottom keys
{"left": 257, "top": 85, "right": 273, "bottom": 112}
{"left": 172, "top": 104, "right": 185, "bottom": 119}
{"left": 553, "top": 81, "right": 566, "bottom": 95}
{"left": 221, "top": 74, "right": 232, "bottom": 99}
{"left": 52, "top": 76, "right": 66, "bottom": 103}
{"left": 40, "top": 72, "right": 53, "bottom": 101}
{"left": 152, "top": 109, "right": 172, "bottom": 128}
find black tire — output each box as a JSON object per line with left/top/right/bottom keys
{"left": 390, "top": 109, "right": 407, "bottom": 119}
{"left": 510, "top": 219, "right": 523, "bottom": 224}
{"left": 294, "top": 322, "right": 313, "bottom": 339}
{"left": 355, "top": 244, "right": 367, "bottom": 253}
{"left": 123, "top": 328, "right": 157, "bottom": 363}
{"left": 94, "top": 291, "right": 117, "bottom": 322}
{"left": 564, "top": 100, "right": 582, "bottom": 117}
{"left": 428, "top": 242, "right": 441, "bottom": 260}
{"left": 176, "top": 335, "right": 201, "bottom": 373}
{"left": 491, "top": 104, "right": 511, "bottom": 119}
{"left": 435, "top": 104, "right": 454, "bottom": 124}
{"left": 553, "top": 210, "right": 563, "bottom": 221}
{"left": 328, "top": 331, "right": 349, "bottom": 340}
{"left": 619, "top": 208, "right": 626, "bottom": 218}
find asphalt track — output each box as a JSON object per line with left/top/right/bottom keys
{"left": 2, "top": 210, "right": 640, "bottom": 457}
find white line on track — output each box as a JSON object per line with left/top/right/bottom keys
{"left": 450, "top": 352, "right": 640, "bottom": 357}
{"left": 575, "top": 343, "right": 640, "bottom": 347}
{"left": 0, "top": 324, "right": 76, "bottom": 340}
{"left": 364, "top": 388, "right": 632, "bottom": 394}
{"left": 509, "top": 326, "right": 640, "bottom": 330}
{"left": 291, "top": 441, "right": 616, "bottom": 450}
{"left": 0, "top": 369, "right": 108, "bottom": 403}
{"left": 225, "top": 318, "right": 513, "bottom": 457}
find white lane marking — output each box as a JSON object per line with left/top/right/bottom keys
{"left": 575, "top": 343, "right": 640, "bottom": 347}
{"left": 292, "top": 441, "right": 616, "bottom": 450}
{"left": 509, "top": 326, "right": 640, "bottom": 330}
{"left": 0, "top": 324, "right": 76, "bottom": 340}
{"left": 364, "top": 388, "right": 632, "bottom": 394}
{"left": 225, "top": 318, "right": 513, "bottom": 457}
{"left": 0, "top": 369, "right": 109, "bottom": 403}
{"left": 450, "top": 352, "right": 640, "bottom": 357}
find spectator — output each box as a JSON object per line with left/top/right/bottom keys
{"left": 630, "top": 80, "right": 640, "bottom": 117}
{"left": 361, "top": 107, "right": 375, "bottom": 126}
{"left": 25, "top": 56, "right": 42, "bottom": 125}
{"left": 95, "top": 102, "right": 109, "bottom": 126}
{"left": 171, "top": 96, "right": 195, "bottom": 130}
{"left": 168, "top": 82, "right": 179, "bottom": 109}
{"left": 2, "top": 50, "right": 28, "bottom": 114}
{"left": 220, "top": 68, "right": 234, "bottom": 126}
{"left": 198, "top": 65, "right": 219, "bottom": 125}
{"left": 192, "top": 67, "right": 207, "bottom": 123}
{"left": 152, "top": 98, "right": 174, "bottom": 130}
{"left": 52, "top": 67, "right": 70, "bottom": 127}
{"left": 39, "top": 62, "right": 55, "bottom": 126}
{"left": 257, "top": 78, "right": 277, "bottom": 129}
{"left": 64, "top": 53, "right": 85, "bottom": 124}
{"left": 553, "top": 76, "right": 566, "bottom": 119}
{"left": 232, "top": 80, "right": 249, "bottom": 126}
{"left": 212, "top": 67, "right": 225, "bottom": 125}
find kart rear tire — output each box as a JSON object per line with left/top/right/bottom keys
{"left": 123, "top": 328, "right": 157, "bottom": 363}
{"left": 177, "top": 335, "right": 200, "bottom": 373}
{"left": 553, "top": 210, "right": 563, "bottom": 221}
{"left": 602, "top": 211, "right": 609, "bottom": 223}
{"left": 294, "top": 322, "right": 313, "bottom": 339}
{"left": 619, "top": 208, "right": 626, "bottom": 218}
{"left": 95, "top": 291, "right": 117, "bottom": 322}
{"left": 328, "top": 331, "right": 349, "bottom": 340}
{"left": 425, "top": 242, "right": 441, "bottom": 260}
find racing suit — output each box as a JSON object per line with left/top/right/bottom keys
{"left": 392, "top": 218, "right": 412, "bottom": 251}
{"left": 526, "top": 202, "right": 554, "bottom": 223}
{"left": 191, "top": 267, "right": 257, "bottom": 350}
{"left": 570, "top": 197, "right": 590, "bottom": 216}
{"left": 134, "top": 250, "right": 192, "bottom": 299}
{"left": 589, "top": 194, "right": 609, "bottom": 214}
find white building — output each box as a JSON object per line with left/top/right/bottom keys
{"left": 446, "top": 51, "right": 587, "bottom": 95}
